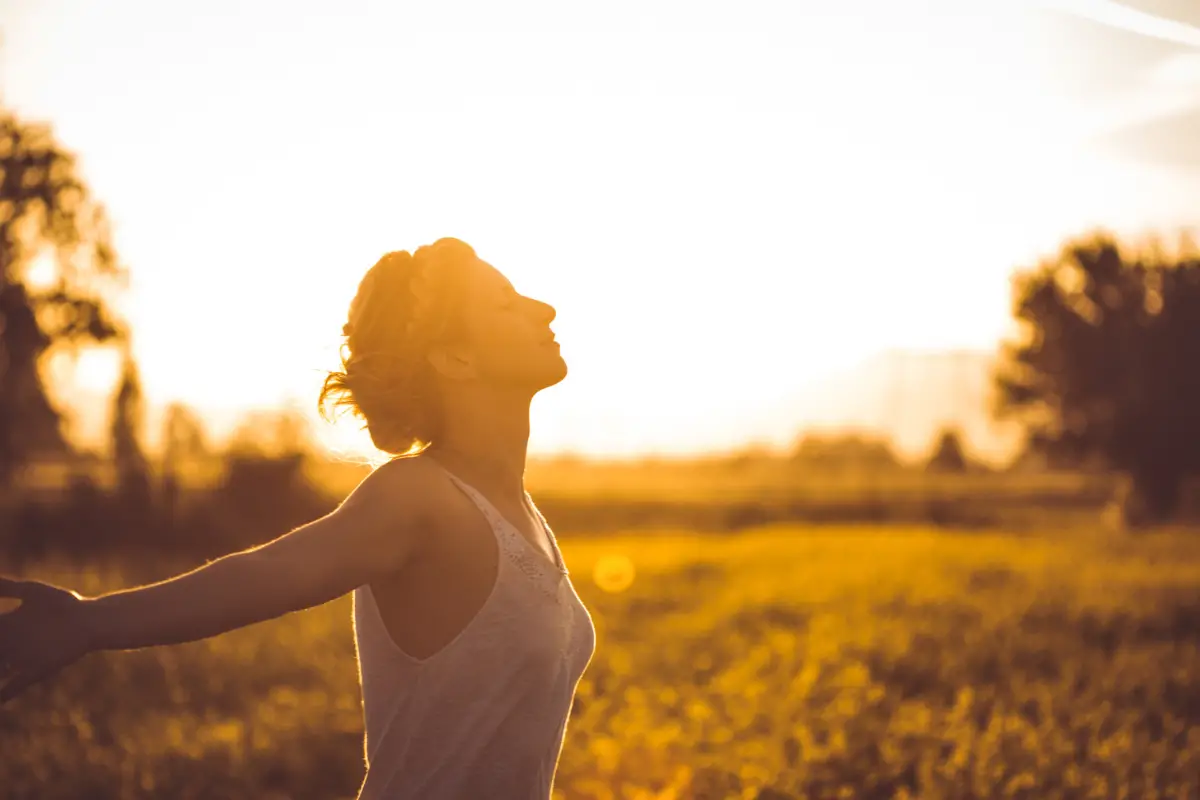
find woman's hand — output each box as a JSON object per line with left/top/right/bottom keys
{"left": 0, "top": 577, "right": 94, "bottom": 705}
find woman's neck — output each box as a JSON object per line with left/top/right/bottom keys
{"left": 427, "top": 388, "right": 533, "bottom": 498}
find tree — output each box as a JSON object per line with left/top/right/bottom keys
{"left": 161, "top": 402, "right": 209, "bottom": 472}
{"left": 0, "top": 109, "right": 125, "bottom": 483}
{"left": 926, "top": 427, "right": 968, "bottom": 473}
{"left": 994, "top": 231, "right": 1200, "bottom": 523}
{"left": 160, "top": 402, "right": 210, "bottom": 525}
{"left": 227, "top": 407, "right": 312, "bottom": 460}
{"left": 109, "top": 346, "right": 150, "bottom": 505}
{"left": 789, "top": 430, "right": 901, "bottom": 472}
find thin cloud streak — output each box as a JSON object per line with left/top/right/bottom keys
{"left": 1039, "top": 0, "right": 1200, "bottom": 47}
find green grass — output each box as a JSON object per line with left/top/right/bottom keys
{"left": 3, "top": 525, "right": 1199, "bottom": 799}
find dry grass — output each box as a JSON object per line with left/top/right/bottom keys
{"left": 2, "top": 524, "right": 1199, "bottom": 799}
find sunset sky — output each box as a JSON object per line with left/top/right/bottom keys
{"left": 2, "top": 0, "right": 1199, "bottom": 458}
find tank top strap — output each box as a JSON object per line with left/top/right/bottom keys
{"left": 433, "top": 462, "right": 567, "bottom": 591}
{"left": 439, "top": 469, "right": 509, "bottom": 540}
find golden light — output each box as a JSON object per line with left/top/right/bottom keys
{"left": 592, "top": 553, "right": 636, "bottom": 594}
{"left": 21, "top": 251, "right": 58, "bottom": 291}
{"left": 6, "top": 1, "right": 1199, "bottom": 460}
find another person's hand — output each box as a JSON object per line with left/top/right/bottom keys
{"left": 0, "top": 577, "right": 94, "bottom": 704}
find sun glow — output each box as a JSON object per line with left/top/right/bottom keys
{"left": 5, "top": 0, "right": 1198, "bottom": 457}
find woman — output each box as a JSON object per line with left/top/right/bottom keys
{"left": 0, "top": 237, "right": 596, "bottom": 799}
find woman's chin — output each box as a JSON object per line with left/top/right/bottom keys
{"left": 542, "top": 354, "right": 568, "bottom": 386}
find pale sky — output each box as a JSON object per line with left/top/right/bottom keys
{"left": 2, "top": 0, "right": 1199, "bottom": 457}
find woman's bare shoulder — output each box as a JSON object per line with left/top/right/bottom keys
{"left": 318, "top": 455, "right": 455, "bottom": 575}
{"left": 340, "top": 454, "right": 453, "bottom": 523}
{"left": 350, "top": 453, "right": 448, "bottom": 496}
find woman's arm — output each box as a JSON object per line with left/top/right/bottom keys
{"left": 2, "top": 456, "right": 444, "bottom": 702}
{"left": 80, "top": 456, "right": 441, "bottom": 652}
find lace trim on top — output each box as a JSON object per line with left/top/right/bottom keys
{"left": 439, "top": 471, "right": 569, "bottom": 599}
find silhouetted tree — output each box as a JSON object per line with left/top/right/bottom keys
{"left": 160, "top": 402, "right": 209, "bottom": 525}
{"left": 110, "top": 347, "right": 150, "bottom": 509}
{"left": 162, "top": 403, "right": 209, "bottom": 466}
{"left": 227, "top": 407, "right": 312, "bottom": 459}
{"left": 926, "top": 427, "right": 968, "bottom": 473}
{"left": 0, "top": 109, "right": 125, "bottom": 484}
{"left": 995, "top": 231, "right": 1200, "bottom": 523}
{"left": 161, "top": 402, "right": 207, "bottom": 479}
{"left": 211, "top": 408, "right": 326, "bottom": 549}
{"left": 790, "top": 431, "right": 901, "bottom": 472}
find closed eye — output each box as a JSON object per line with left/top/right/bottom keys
{"left": 500, "top": 287, "right": 522, "bottom": 310}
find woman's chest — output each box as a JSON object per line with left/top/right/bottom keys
{"left": 370, "top": 511, "right": 586, "bottom": 665}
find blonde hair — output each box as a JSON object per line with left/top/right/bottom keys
{"left": 319, "top": 237, "right": 477, "bottom": 455}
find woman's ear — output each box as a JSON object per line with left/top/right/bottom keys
{"left": 426, "top": 343, "right": 475, "bottom": 382}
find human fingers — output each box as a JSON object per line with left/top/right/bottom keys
{"left": 0, "top": 578, "right": 78, "bottom": 608}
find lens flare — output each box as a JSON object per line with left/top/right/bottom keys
{"left": 592, "top": 553, "right": 636, "bottom": 593}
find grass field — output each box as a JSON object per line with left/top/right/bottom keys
{"left": 2, "top": 524, "right": 1199, "bottom": 799}
{"left": 308, "top": 457, "right": 1117, "bottom": 507}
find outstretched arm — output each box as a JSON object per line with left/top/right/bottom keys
{"left": 83, "top": 458, "right": 438, "bottom": 650}
{"left": 0, "top": 457, "right": 439, "bottom": 702}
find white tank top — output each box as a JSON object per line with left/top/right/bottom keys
{"left": 351, "top": 465, "right": 596, "bottom": 799}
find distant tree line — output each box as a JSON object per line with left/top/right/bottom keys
{"left": 4, "top": 105, "right": 1200, "bottom": 540}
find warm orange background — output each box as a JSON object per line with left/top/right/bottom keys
{"left": 4, "top": 0, "right": 1199, "bottom": 459}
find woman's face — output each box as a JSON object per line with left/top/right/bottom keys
{"left": 434, "top": 255, "right": 566, "bottom": 391}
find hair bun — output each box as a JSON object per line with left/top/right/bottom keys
{"left": 380, "top": 250, "right": 413, "bottom": 273}
{"left": 322, "top": 238, "right": 476, "bottom": 456}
